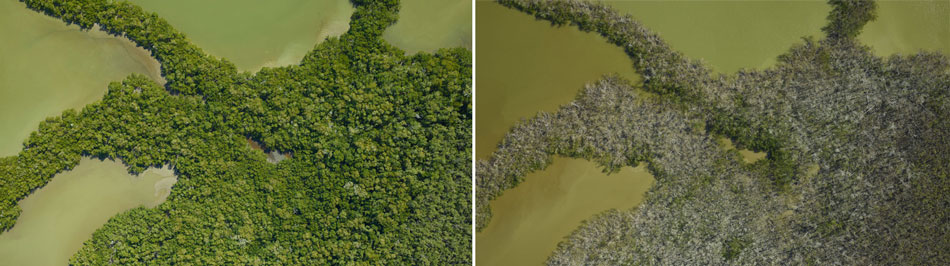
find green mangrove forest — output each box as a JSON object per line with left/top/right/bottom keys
{"left": 0, "top": 0, "right": 471, "bottom": 264}
{"left": 476, "top": 0, "right": 948, "bottom": 265}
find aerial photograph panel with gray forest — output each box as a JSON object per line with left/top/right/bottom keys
{"left": 475, "top": 0, "right": 948, "bottom": 265}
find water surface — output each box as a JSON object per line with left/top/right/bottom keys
{"left": 475, "top": 1, "right": 640, "bottom": 159}
{"left": 128, "top": 0, "right": 353, "bottom": 72}
{"left": 247, "top": 138, "right": 292, "bottom": 163}
{"left": 718, "top": 137, "right": 767, "bottom": 164}
{"left": 859, "top": 0, "right": 950, "bottom": 56}
{"left": 0, "top": 0, "right": 161, "bottom": 157}
{"left": 601, "top": 0, "right": 829, "bottom": 74}
{"left": 476, "top": 157, "right": 654, "bottom": 266}
{"left": 383, "top": 0, "right": 472, "bottom": 53}
{"left": 0, "top": 158, "right": 177, "bottom": 266}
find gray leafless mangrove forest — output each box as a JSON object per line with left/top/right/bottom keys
{"left": 477, "top": 0, "right": 949, "bottom": 264}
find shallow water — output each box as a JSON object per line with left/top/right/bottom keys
{"left": 718, "top": 137, "right": 767, "bottom": 164}
{"left": 859, "top": 0, "right": 950, "bottom": 56}
{"left": 383, "top": 0, "right": 472, "bottom": 53}
{"left": 476, "top": 157, "right": 655, "bottom": 266}
{"left": 247, "top": 138, "right": 292, "bottom": 163}
{"left": 0, "top": 0, "right": 162, "bottom": 157}
{"left": 475, "top": 1, "right": 640, "bottom": 159}
{"left": 601, "top": 0, "right": 829, "bottom": 74}
{"left": 128, "top": 0, "right": 354, "bottom": 72}
{"left": 0, "top": 158, "right": 177, "bottom": 266}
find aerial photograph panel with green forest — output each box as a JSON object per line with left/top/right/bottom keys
{"left": 0, "top": 0, "right": 472, "bottom": 265}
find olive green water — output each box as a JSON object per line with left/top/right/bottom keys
{"left": 0, "top": 0, "right": 162, "bottom": 157}
{"left": 383, "top": 0, "right": 472, "bottom": 53}
{"left": 247, "top": 138, "right": 292, "bottom": 163}
{"left": 0, "top": 158, "right": 177, "bottom": 266}
{"left": 475, "top": 1, "right": 640, "bottom": 160}
{"left": 476, "top": 157, "right": 655, "bottom": 266}
{"left": 718, "top": 137, "right": 767, "bottom": 164}
{"left": 859, "top": 0, "right": 950, "bottom": 56}
{"left": 601, "top": 0, "right": 830, "bottom": 74}
{"left": 127, "top": 0, "right": 354, "bottom": 72}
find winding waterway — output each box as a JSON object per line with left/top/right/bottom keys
{"left": 859, "top": 0, "right": 950, "bottom": 56}
{"left": 476, "top": 157, "right": 654, "bottom": 266}
{"left": 475, "top": 1, "right": 640, "bottom": 160}
{"left": 0, "top": 158, "right": 177, "bottom": 266}
{"left": 128, "top": 0, "right": 354, "bottom": 72}
{"left": 600, "top": 0, "right": 829, "bottom": 74}
{"left": 383, "top": 0, "right": 472, "bottom": 53}
{"left": 0, "top": 0, "right": 162, "bottom": 157}
{"left": 718, "top": 137, "right": 767, "bottom": 164}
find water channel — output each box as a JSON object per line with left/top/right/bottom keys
{"left": 476, "top": 157, "right": 654, "bottom": 266}
{"left": 475, "top": 1, "right": 640, "bottom": 160}
{"left": 0, "top": 0, "right": 162, "bottom": 157}
{"left": 859, "top": 0, "right": 950, "bottom": 56}
{"left": 0, "top": 158, "right": 177, "bottom": 266}
{"left": 383, "top": 0, "right": 472, "bottom": 53}
{"left": 128, "top": 0, "right": 353, "bottom": 72}
{"left": 601, "top": 0, "right": 829, "bottom": 74}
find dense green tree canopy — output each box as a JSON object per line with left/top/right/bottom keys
{"left": 0, "top": 0, "right": 471, "bottom": 264}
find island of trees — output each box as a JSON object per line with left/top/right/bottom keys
{"left": 0, "top": 0, "right": 471, "bottom": 264}
{"left": 477, "top": 0, "right": 948, "bottom": 264}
